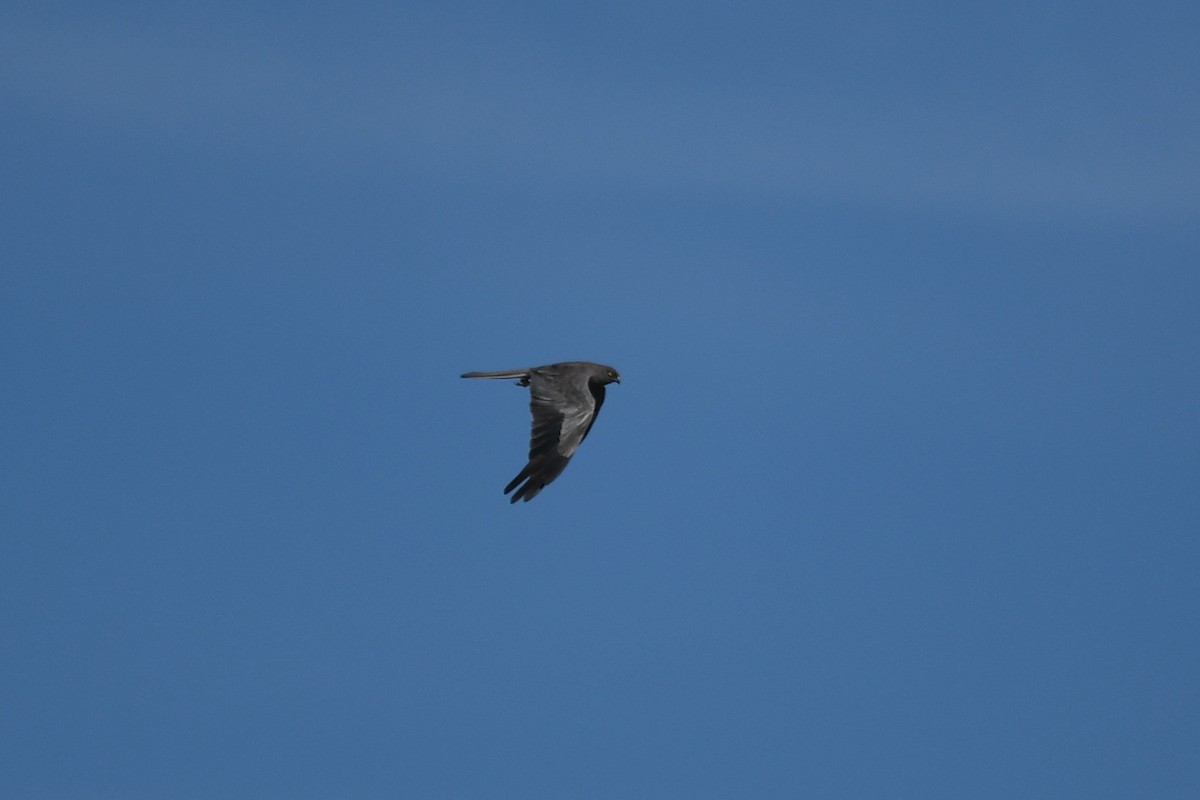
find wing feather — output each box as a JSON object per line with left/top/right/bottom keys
{"left": 503, "top": 365, "right": 600, "bottom": 502}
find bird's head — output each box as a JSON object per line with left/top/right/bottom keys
{"left": 604, "top": 366, "right": 621, "bottom": 384}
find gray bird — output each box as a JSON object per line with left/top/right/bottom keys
{"left": 461, "top": 361, "right": 621, "bottom": 503}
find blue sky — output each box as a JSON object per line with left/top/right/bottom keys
{"left": 2, "top": 1, "right": 1198, "bottom": 797}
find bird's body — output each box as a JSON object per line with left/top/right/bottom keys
{"left": 461, "top": 361, "right": 621, "bottom": 503}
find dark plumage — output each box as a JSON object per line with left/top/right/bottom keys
{"left": 461, "top": 361, "right": 621, "bottom": 503}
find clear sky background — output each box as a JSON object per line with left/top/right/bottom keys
{"left": 3, "top": 1, "right": 1198, "bottom": 797}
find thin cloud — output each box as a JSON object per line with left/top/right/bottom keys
{"left": 3, "top": 12, "right": 1195, "bottom": 222}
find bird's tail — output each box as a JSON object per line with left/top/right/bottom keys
{"left": 461, "top": 369, "right": 530, "bottom": 380}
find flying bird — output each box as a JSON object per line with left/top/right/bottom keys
{"left": 461, "top": 361, "right": 621, "bottom": 503}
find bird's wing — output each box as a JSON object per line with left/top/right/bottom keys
{"left": 531, "top": 366, "right": 599, "bottom": 458}
{"left": 504, "top": 366, "right": 601, "bottom": 502}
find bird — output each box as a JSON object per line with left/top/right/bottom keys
{"left": 461, "top": 361, "right": 621, "bottom": 503}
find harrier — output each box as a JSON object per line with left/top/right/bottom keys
{"left": 461, "top": 361, "right": 621, "bottom": 503}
